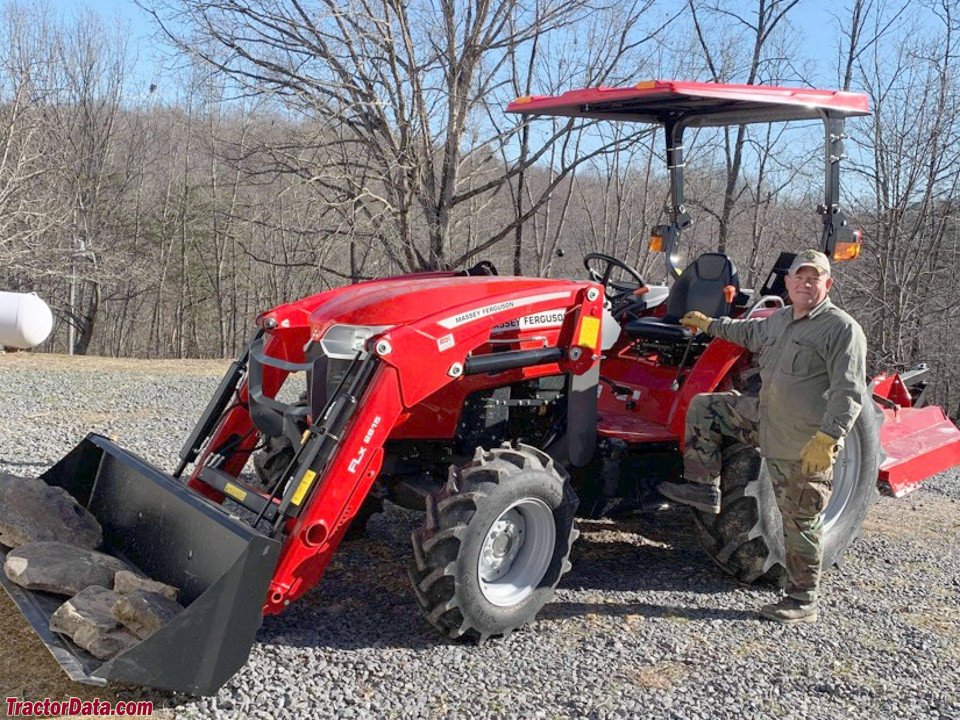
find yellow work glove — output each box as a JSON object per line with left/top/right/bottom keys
{"left": 680, "top": 311, "right": 713, "bottom": 333}
{"left": 801, "top": 431, "right": 841, "bottom": 475}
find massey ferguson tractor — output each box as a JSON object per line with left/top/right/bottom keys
{"left": 4, "top": 81, "right": 960, "bottom": 696}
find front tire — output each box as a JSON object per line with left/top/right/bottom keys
{"left": 692, "top": 404, "right": 881, "bottom": 583}
{"left": 409, "top": 443, "right": 578, "bottom": 641}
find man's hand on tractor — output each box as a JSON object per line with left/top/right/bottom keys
{"left": 801, "top": 431, "right": 841, "bottom": 474}
{"left": 680, "top": 311, "right": 713, "bottom": 333}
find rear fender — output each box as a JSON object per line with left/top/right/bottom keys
{"left": 666, "top": 338, "right": 749, "bottom": 444}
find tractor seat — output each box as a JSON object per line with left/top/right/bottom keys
{"left": 624, "top": 253, "right": 740, "bottom": 343}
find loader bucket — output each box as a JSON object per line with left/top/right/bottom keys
{"left": 0, "top": 434, "right": 281, "bottom": 696}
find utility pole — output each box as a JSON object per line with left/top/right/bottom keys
{"left": 68, "top": 237, "right": 87, "bottom": 355}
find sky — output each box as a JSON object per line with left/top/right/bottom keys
{"left": 46, "top": 0, "right": 857, "bottom": 96}
{"left": 54, "top": 0, "right": 152, "bottom": 34}
{"left": 39, "top": 0, "right": 887, "bottom": 255}
{"left": 48, "top": 0, "right": 170, "bottom": 96}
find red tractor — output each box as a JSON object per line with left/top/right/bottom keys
{"left": 4, "top": 81, "right": 960, "bottom": 696}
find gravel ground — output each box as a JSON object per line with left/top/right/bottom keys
{"left": 1, "top": 353, "right": 959, "bottom": 720}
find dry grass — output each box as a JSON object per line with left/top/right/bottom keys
{"left": 863, "top": 493, "right": 960, "bottom": 541}
{"left": 622, "top": 661, "right": 689, "bottom": 690}
{"left": 0, "top": 352, "right": 228, "bottom": 377}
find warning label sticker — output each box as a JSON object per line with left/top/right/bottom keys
{"left": 437, "top": 334, "right": 455, "bottom": 351}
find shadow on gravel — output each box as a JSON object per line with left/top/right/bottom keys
{"left": 252, "top": 505, "right": 751, "bottom": 653}
{"left": 562, "top": 551, "right": 738, "bottom": 595}
{"left": 564, "top": 511, "right": 743, "bottom": 595}
{"left": 256, "top": 586, "right": 435, "bottom": 653}
{"left": 253, "top": 522, "right": 437, "bottom": 652}
{"left": 538, "top": 600, "right": 756, "bottom": 623}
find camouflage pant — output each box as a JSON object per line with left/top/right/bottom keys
{"left": 685, "top": 392, "right": 833, "bottom": 603}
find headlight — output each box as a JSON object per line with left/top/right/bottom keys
{"left": 319, "top": 324, "right": 394, "bottom": 359}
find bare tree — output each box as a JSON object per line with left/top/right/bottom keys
{"left": 841, "top": 0, "right": 960, "bottom": 400}
{"left": 144, "top": 0, "right": 665, "bottom": 273}
{"left": 687, "top": 0, "right": 803, "bottom": 255}
{"left": 0, "top": 3, "right": 61, "bottom": 283}
{"left": 43, "top": 8, "right": 131, "bottom": 354}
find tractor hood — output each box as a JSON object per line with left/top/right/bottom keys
{"left": 304, "top": 274, "right": 584, "bottom": 339}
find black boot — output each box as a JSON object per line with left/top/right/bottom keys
{"left": 759, "top": 597, "right": 819, "bottom": 624}
{"left": 656, "top": 482, "right": 721, "bottom": 514}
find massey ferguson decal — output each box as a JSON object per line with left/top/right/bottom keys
{"left": 437, "top": 292, "right": 572, "bottom": 330}
{"left": 439, "top": 300, "right": 516, "bottom": 329}
{"left": 492, "top": 309, "right": 566, "bottom": 333}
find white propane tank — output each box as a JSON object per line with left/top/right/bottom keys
{"left": 0, "top": 291, "right": 54, "bottom": 349}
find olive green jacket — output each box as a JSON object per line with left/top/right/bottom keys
{"left": 707, "top": 299, "right": 868, "bottom": 459}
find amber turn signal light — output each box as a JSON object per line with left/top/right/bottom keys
{"left": 833, "top": 229, "right": 862, "bottom": 261}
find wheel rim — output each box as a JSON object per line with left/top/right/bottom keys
{"left": 477, "top": 498, "right": 556, "bottom": 607}
{"left": 823, "top": 428, "right": 862, "bottom": 533}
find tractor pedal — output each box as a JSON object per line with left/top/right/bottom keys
{"left": 198, "top": 466, "right": 277, "bottom": 519}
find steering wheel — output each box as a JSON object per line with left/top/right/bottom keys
{"left": 583, "top": 253, "right": 646, "bottom": 309}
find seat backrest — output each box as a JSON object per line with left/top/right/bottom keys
{"left": 759, "top": 251, "right": 796, "bottom": 300}
{"left": 664, "top": 252, "right": 739, "bottom": 322}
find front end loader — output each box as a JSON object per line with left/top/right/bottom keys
{"left": 2, "top": 271, "right": 606, "bottom": 694}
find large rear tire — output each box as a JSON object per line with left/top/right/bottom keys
{"left": 692, "top": 404, "right": 881, "bottom": 583}
{"left": 409, "top": 443, "right": 578, "bottom": 641}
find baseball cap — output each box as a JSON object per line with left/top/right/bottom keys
{"left": 788, "top": 249, "right": 831, "bottom": 276}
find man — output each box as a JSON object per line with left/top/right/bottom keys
{"left": 657, "top": 249, "right": 867, "bottom": 624}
